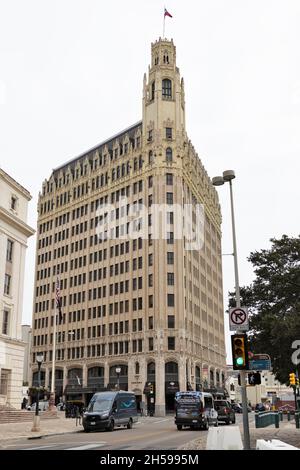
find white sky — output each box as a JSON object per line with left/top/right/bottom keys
{"left": 1, "top": 1, "right": 300, "bottom": 364}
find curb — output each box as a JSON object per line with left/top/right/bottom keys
{"left": 27, "top": 429, "right": 83, "bottom": 440}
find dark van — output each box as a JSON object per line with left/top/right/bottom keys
{"left": 82, "top": 391, "right": 138, "bottom": 432}
{"left": 175, "top": 391, "right": 218, "bottom": 430}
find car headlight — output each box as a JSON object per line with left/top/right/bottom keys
{"left": 101, "top": 412, "right": 109, "bottom": 419}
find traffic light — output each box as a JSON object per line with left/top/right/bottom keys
{"left": 150, "top": 384, "right": 154, "bottom": 394}
{"left": 231, "top": 334, "right": 249, "bottom": 370}
{"left": 289, "top": 373, "right": 296, "bottom": 386}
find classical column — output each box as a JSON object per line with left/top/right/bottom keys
{"left": 82, "top": 363, "right": 87, "bottom": 387}
{"left": 104, "top": 361, "right": 109, "bottom": 388}
{"left": 179, "top": 356, "right": 186, "bottom": 392}
{"left": 45, "top": 368, "right": 50, "bottom": 391}
{"left": 155, "top": 356, "right": 165, "bottom": 416}
{"left": 127, "top": 357, "right": 135, "bottom": 391}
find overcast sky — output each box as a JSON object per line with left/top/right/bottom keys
{"left": 1, "top": 1, "right": 299, "bottom": 364}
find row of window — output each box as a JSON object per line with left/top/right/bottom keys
{"left": 33, "top": 336, "right": 177, "bottom": 363}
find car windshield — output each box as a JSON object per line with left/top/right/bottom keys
{"left": 87, "top": 397, "right": 112, "bottom": 412}
{"left": 214, "top": 401, "right": 228, "bottom": 407}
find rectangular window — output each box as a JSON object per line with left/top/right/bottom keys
{"left": 166, "top": 127, "right": 172, "bottom": 139}
{"left": 4, "top": 274, "right": 11, "bottom": 295}
{"left": 167, "top": 252, "right": 174, "bottom": 265}
{"left": 167, "top": 212, "right": 174, "bottom": 225}
{"left": 167, "top": 232, "right": 174, "bottom": 244}
{"left": 167, "top": 293, "right": 175, "bottom": 307}
{"left": 167, "top": 272, "right": 174, "bottom": 285}
{"left": 6, "top": 240, "right": 13, "bottom": 262}
{"left": 2, "top": 309, "right": 9, "bottom": 335}
{"left": 148, "top": 316, "right": 154, "bottom": 330}
{"left": 168, "top": 337, "right": 175, "bottom": 350}
{"left": 166, "top": 192, "right": 173, "bottom": 205}
{"left": 166, "top": 173, "right": 173, "bottom": 185}
{"left": 11, "top": 196, "right": 17, "bottom": 210}
{"left": 168, "top": 315, "right": 175, "bottom": 329}
{"left": 149, "top": 337, "right": 154, "bottom": 351}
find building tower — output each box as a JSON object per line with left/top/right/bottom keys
{"left": 31, "top": 39, "right": 226, "bottom": 416}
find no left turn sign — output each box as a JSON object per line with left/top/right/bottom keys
{"left": 229, "top": 307, "right": 249, "bottom": 331}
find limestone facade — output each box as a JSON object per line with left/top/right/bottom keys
{"left": 0, "top": 168, "right": 34, "bottom": 408}
{"left": 31, "top": 39, "right": 226, "bottom": 415}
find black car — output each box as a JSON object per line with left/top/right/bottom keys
{"left": 255, "top": 403, "right": 266, "bottom": 412}
{"left": 214, "top": 400, "right": 236, "bottom": 425}
{"left": 231, "top": 403, "right": 242, "bottom": 413}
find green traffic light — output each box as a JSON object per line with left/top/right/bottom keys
{"left": 236, "top": 357, "right": 244, "bottom": 366}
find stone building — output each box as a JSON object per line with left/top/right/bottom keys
{"left": 0, "top": 168, "right": 34, "bottom": 408}
{"left": 31, "top": 38, "right": 226, "bottom": 415}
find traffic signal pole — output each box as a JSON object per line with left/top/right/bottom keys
{"left": 229, "top": 180, "right": 251, "bottom": 450}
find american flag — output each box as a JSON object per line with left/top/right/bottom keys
{"left": 164, "top": 8, "right": 173, "bottom": 18}
{"left": 55, "top": 278, "right": 63, "bottom": 324}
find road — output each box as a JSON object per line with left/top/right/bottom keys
{"left": 1, "top": 413, "right": 252, "bottom": 450}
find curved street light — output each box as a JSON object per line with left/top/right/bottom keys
{"left": 212, "top": 169, "right": 250, "bottom": 450}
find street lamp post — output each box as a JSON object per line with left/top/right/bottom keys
{"left": 212, "top": 170, "right": 251, "bottom": 450}
{"left": 31, "top": 353, "right": 44, "bottom": 432}
{"left": 116, "top": 367, "right": 121, "bottom": 391}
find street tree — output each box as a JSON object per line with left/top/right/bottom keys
{"left": 228, "top": 235, "right": 300, "bottom": 384}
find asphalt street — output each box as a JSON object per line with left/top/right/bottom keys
{"left": 1, "top": 414, "right": 251, "bottom": 450}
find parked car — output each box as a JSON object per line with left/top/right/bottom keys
{"left": 231, "top": 403, "right": 242, "bottom": 413}
{"left": 255, "top": 403, "right": 266, "bottom": 412}
{"left": 175, "top": 391, "right": 218, "bottom": 430}
{"left": 239, "top": 402, "right": 252, "bottom": 412}
{"left": 214, "top": 400, "right": 236, "bottom": 424}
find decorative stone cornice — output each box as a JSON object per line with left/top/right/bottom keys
{"left": 0, "top": 168, "right": 32, "bottom": 201}
{"left": 0, "top": 207, "right": 35, "bottom": 238}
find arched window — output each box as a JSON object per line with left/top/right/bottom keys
{"left": 148, "top": 151, "right": 154, "bottom": 165}
{"left": 162, "top": 79, "right": 172, "bottom": 99}
{"left": 111, "top": 168, "right": 115, "bottom": 182}
{"left": 216, "top": 371, "right": 220, "bottom": 385}
{"left": 135, "top": 362, "right": 140, "bottom": 375}
{"left": 147, "top": 362, "right": 155, "bottom": 378}
{"left": 166, "top": 147, "right": 173, "bottom": 162}
{"left": 165, "top": 361, "right": 178, "bottom": 380}
{"left": 133, "top": 158, "right": 138, "bottom": 171}
{"left": 210, "top": 369, "right": 214, "bottom": 385}
{"left": 151, "top": 81, "right": 155, "bottom": 101}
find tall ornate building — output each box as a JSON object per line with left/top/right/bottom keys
{"left": 0, "top": 168, "right": 34, "bottom": 408}
{"left": 31, "top": 39, "right": 226, "bottom": 415}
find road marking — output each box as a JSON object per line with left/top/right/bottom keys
{"left": 151, "top": 418, "right": 170, "bottom": 424}
{"left": 66, "top": 443, "right": 106, "bottom": 450}
{"left": 25, "top": 445, "right": 56, "bottom": 450}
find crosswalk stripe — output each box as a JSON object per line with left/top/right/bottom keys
{"left": 25, "top": 445, "right": 55, "bottom": 450}
{"left": 66, "top": 443, "right": 106, "bottom": 450}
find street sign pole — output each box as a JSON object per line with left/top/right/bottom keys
{"left": 228, "top": 179, "right": 250, "bottom": 450}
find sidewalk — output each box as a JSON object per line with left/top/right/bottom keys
{"left": 0, "top": 414, "right": 151, "bottom": 443}
{"left": 179, "top": 420, "right": 300, "bottom": 450}
{"left": 0, "top": 413, "right": 83, "bottom": 442}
